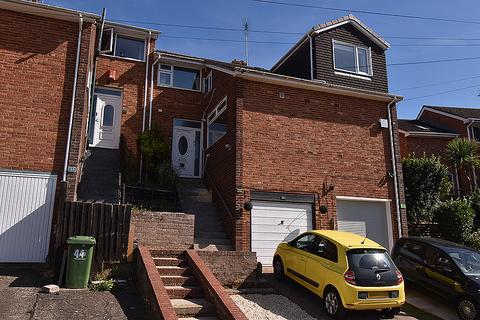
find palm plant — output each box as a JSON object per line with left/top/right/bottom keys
{"left": 446, "top": 138, "right": 480, "bottom": 193}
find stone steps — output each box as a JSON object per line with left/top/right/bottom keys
{"left": 171, "top": 298, "right": 216, "bottom": 317}
{"left": 154, "top": 251, "right": 218, "bottom": 318}
{"left": 193, "top": 243, "right": 233, "bottom": 251}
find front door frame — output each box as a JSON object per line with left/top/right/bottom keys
{"left": 89, "top": 87, "right": 123, "bottom": 149}
{"left": 172, "top": 118, "right": 203, "bottom": 178}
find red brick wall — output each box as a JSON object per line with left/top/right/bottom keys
{"left": 399, "top": 133, "right": 452, "bottom": 163}
{"left": 0, "top": 10, "right": 90, "bottom": 183}
{"left": 234, "top": 78, "right": 406, "bottom": 250}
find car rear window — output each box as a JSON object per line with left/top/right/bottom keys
{"left": 347, "top": 249, "right": 396, "bottom": 272}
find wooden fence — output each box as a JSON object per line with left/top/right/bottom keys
{"left": 55, "top": 201, "right": 132, "bottom": 265}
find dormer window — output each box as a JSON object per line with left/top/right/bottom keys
{"left": 333, "top": 40, "right": 372, "bottom": 76}
{"left": 100, "top": 29, "right": 146, "bottom": 61}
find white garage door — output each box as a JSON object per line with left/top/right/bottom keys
{"left": 251, "top": 200, "right": 313, "bottom": 266}
{"left": 336, "top": 198, "right": 392, "bottom": 250}
{"left": 0, "top": 171, "right": 57, "bottom": 262}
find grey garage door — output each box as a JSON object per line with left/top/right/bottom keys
{"left": 0, "top": 171, "right": 56, "bottom": 262}
{"left": 336, "top": 198, "right": 392, "bottom": 250}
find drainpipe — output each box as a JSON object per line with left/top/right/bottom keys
{"left": 387, "top": 96, "right": 403, "bottom": 239}
{"left": 139, "top": 32, "right": 152, "bottom": 183}
{"left": 149, "top": 52, "right": 161, "bottom": 129}
{"left": 308, "top": 34, "right": 314, "bottom": 80}
{"left": 142, "top": 32, "right": 152, "bottom": 133}
{"left": 62, "top": 14, "right": 83, "bottom": 183}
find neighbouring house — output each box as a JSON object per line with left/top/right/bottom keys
{"left": 399, "top": 105, "right": 480, "bottom": 195}
{"left": 0, "top": 0, "right": 407, "bottom": 267}
{"left": 0, "top": 0, "right": 159, "bottom": 262}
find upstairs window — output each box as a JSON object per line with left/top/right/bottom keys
{"left": 100, "top": 30, "right": 146, "bottom": 61}
{"left": 333, "top": 40, "right": 372, "bottom": 76}
{"left": 158, "top": 64, "right": 200, "bottom": 91}
{"left": 207, "top": 97, "right": 227, "bottom": 147}
{"left": 203, "top": 71, "right": 212, "bottom": 93}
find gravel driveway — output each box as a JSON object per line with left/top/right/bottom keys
{"left": 232, "top": 294, "right": 316, "bottom": 320}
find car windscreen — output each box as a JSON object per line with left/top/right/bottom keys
{"left": 448, "top": 249, "right": 480, "bottom": 276}
{"left": 347, "top": 249, "right": 396, "bottom": 272}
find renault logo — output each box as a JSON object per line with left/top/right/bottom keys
{"left": 376, "top": 273, "right": 381, "bottom": 280}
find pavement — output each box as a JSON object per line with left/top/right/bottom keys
{"left": 0, "top": 265, "right": 147, "bottom": 320}
{"left": 405, "top": 283, "right": 459, "bottom": 320}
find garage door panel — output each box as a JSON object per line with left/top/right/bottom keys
{"left": 251, "top": 200, "right": 312, "bottom": 266}
{"left": 0, "top": 171, "right": 56, "bottom": 262}
{"left": 336, "top": 199, "right": 391, "bottom": 250}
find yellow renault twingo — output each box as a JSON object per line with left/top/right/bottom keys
{"left": 273, "top": 230, "right": 405, "bottom": 318}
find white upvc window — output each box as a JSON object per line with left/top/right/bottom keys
{"left": 203, "top": 71, "right": 212, "bottom": 94}
{"left": 100, "top": 29, "right": 146, "bottom": 62}
{"left": 333, "top": 40, "right": 372, "bottom": 76}
{"left": 158, "top": 64, "right": 201, "bottom": 91}
{"left": 207, "top": 97, "right": 227, "bottom": 148}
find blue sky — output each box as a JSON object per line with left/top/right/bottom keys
{"left": 50, "top": 0, "right": 480, "bottom": 119}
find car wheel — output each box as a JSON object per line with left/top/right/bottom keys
{"left": 458, "top": 297, "right": 478, "bottom": 320}
{"left": 382, "top": 307, "right": 401, "bottom": 318}
{"left": 273, "top": 257, "right": 285, "bottom": 280}
{"left": 324, "top": 287, "right": 346, "bottom": 318}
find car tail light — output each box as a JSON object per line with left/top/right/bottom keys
{"left": 396, "top": 270, "right": 403, "bottom": 285}
{"left": 344, "top": 270, "right": 356, "bottom": 285}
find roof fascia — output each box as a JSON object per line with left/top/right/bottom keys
{"left": 417, "top": 106, "right": 469, "bottom": 123}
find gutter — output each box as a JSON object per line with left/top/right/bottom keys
{"left": 387, "top": 96, "right": 403, "bottom": 239}
{"left": 62, "top": 14, "right": 83, "bottom": 182}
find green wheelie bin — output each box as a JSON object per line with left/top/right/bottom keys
{"left": 65, "top": 236, "right": 96, "bottom": 289}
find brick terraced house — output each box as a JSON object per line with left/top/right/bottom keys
{"left": 399, "top": 106, "right": 480, "bottom": 196}
{"left": 0, "top": 0, "right": 407, "bottom": 266}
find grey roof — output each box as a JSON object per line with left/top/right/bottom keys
{"left": 398, "top": 119, "right": 457, "bottom": 135}
{"left": 425, "top": 105, "right": 480, "bottom": 120}
{"left": 312, "top": 14, "right": 390, "bottom": 49}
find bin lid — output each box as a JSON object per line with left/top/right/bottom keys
{"left": 67, "top": 236, "right": 96, "bottom": 245}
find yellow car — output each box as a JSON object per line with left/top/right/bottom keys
{"left": 273, "top": 230, "right": 405, "bottom": 318}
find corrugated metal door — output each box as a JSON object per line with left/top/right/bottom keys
{"left": 251, "top": 201, "right": 313, "bottom": 266}
{"left": 0, "top": 171, "right": 56, "bottom": 262}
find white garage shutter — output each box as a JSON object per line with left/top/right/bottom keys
{"left": 336, "top": 199, "right": 391, "bottom": 250}
{"left": 0, "top": 171, "right": 57, "bottom": 262}
{"left": 251, "top": 201, "right": 313, "bottom": 266}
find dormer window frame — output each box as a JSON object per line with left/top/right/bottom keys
{"left": 100, "top": 29, "right": 147, "bottom": 62}
{"left": 332, "top": 39, "right": 373, "bottom": 78}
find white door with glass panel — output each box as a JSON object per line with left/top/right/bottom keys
{"left": 172, "top": 119, "right": 202, "bottom": 178}
{"left": 92, "top": 94, "right": 122, "bottom": 149}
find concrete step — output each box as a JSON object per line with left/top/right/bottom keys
{"left": 157, "top": 266, "right": 191, "bottom": 276}
{"left": 161, "top": 275, "right": 198, "bottom": 287}
{"left": 165, "top": 285, "right": 203, "bottom": 299}
{"left": 193, "top": 243, "right": 233, "bottom": 251}
{"left": 171, "top": 298, "right": 216, "bottom": 317}
{"left": 195, "top": 238, "right": 231, "bottom": 246}
{"left": 153, "top": 257, "right": 185, "bottom": 267}
{"left": 178, "top": 317, "right": 219, "bottom": 320}
{"left": 150, "top": 250, "right": 185, "bottom": 259}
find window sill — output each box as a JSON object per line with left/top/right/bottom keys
{"left": 156, "top": 84, "right": 201, "bottom": 93}
{"left": 334, "top": 70, "right": 372, "bottom": 81}
{"left": 99, "top": 53, "right": 145, "bottom": 63}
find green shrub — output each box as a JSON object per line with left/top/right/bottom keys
{"left": 402, "top": 155, "right": 449, "bottom": 224}
{"left": 470, "top": 188, "right": 480, "bottom": 229}
{"left": 466, "top": 231, "right": 480, "bottom": 251}
{"left": 90, "top": 279, "right": 114, "bottom": 292}
{"left": 138, "top": 126, "right": 169, "bottom": 181}
{"left": 155, "top": 162, "right": 178, "bottom": 190}
{"left": 434, "top": 199, "right": 475, "bottom": 244}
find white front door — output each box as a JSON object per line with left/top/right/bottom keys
{"left": 251, "top": 201, "right": 313, "bottom": 266}
{"left": 172, "top": 124, "right": 201, "bottom": 178}
{"left": 92, "top": 94, "right": 122, "bottom": 149}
